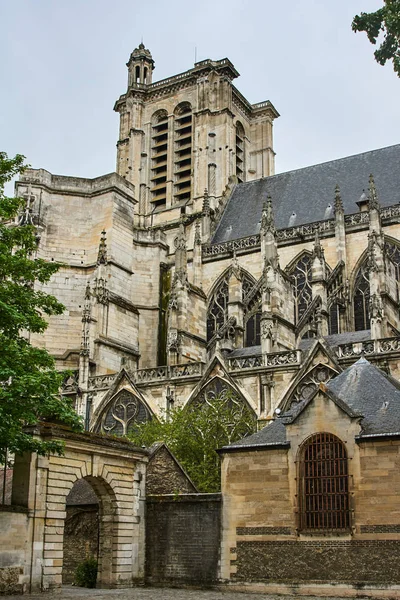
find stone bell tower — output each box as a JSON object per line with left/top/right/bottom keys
{"left": 114, "top": 43, "right": 279, "bottom": 227}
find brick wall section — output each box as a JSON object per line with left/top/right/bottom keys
{"left": 234, "top": 540, "right": 400, "bottom": 584}
{"left": 146, "top": 494, "right": 221, "bottom": 585}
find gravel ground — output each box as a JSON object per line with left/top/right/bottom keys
{"left": 0, "top": 586, "right": 389, "bottom": 600}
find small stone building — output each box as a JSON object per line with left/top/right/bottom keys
{"left": 219, "top": 357, "right": 400, "bottom": 589}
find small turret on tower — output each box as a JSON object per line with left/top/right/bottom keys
{"left": 127, "top": 43, "right": 155, "bottom": 87}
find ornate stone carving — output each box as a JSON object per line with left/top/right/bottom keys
{"left": 94, "top": 277, "right": 109, "bottom": 304}
{"left": 167, "top": 329, "right": 181, "bottom": 352}
{"left": 97, "top": 230, "right": 108, "bottom": 265}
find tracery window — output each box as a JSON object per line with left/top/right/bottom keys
{"left": 353, "top": 261, "right": 370, "bottom": 331}
{"left": 94, "top": 389, "right": 151, "bottom": 436}
{"left": 299, "top": 433, "right": 350, "bottom": 532}
{"left": 243, "top": 273, "right": 261, "bottom": 347}
{"left": 385, "top": 240, "right": 400, "bottom": 282}
{"left": 288, "top": 254, "right": 313, "bottom": 325}
{"left": 207, "top": 276, "right": 229, "bottom": 342}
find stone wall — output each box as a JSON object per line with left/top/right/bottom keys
{"left": 62, "top": 505, "right": 99, "bottom": 584}
{"left": 0, "top": 508, "right": 30, "bottom": 594}
{"left": 234, "top": 540, "right": 400, "bottom": 584}
{"left": 146, "top": 494, "right": 221, "bottom": 585}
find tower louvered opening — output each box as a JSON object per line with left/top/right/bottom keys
{"left": 151, "top": 111, "right": 169, "bottom": 209}
{"left": 174, "top": 104, "right": 192, "bottom": 204}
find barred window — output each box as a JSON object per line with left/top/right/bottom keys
{"left": 299, "top": 433, "right": 350, "bottom": 532}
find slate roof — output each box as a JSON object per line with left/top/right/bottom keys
{"left": 212, "top": 144, "right": 400, "bottom": 244}
{"left": 328, "top": 357, "right": 400, "bottom": 436}
{"left": 220, "top": 358, "right": 400, "bottom": 451}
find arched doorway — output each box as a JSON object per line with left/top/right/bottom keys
{"left": 11, "top": 424, "right": 147, "bottom": 591}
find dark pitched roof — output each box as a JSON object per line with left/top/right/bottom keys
{"left": 220, "top": 357, "right": 400, "bottom": 451}
{"left": 327, "top": 357, "right": 400, "bottom": 436}
{"left": 212, "top": 144, "right": 400, "bottom": 243}
{"left": 219, "top": 418, "right": 288, "bottom": 451}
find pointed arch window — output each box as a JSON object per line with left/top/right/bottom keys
{"left": 207, "top": 276, "right": 229, "bottom": 342}
{"left": 385, "top": 240, "right": 400, "bottom": 283}
{"left": 242, "top": 273, "right": 261, "bottom": 347}
{"left": 94, "top": 389, "right": 151, "bottom": 436}
{"left": 353, "top": 260, "right": 370, "bottom": 331}
{"left": 299, "top": 433, "right": 350, "bottom": 532}
{"left": 288, "top": 254, "right": 313, "bottom": 325}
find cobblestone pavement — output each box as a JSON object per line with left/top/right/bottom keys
{"left": 0, "top": 587, "right": 387, "bottom": 600}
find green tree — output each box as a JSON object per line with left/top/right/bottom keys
{"left": 128, "top": 392, "right": 256, "bottom": 492}
{"left": 352, "top": 1, "right": 400, "bottom": 76}
{"left": 0, "top": 152, "right": 82, "bottom": 464}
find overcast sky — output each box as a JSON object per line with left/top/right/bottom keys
{"left": 1, "top": 0, "right": 399, "bottom": 195}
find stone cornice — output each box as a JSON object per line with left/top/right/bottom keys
{"left": 115, "top": 58, "right": 239, "bottom": 110}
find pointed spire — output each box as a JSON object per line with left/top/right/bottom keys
{"left": 334, "top": 184, "right": 343, "bottom": 215}
{"left": 97, "top": 230, "right": 108, "bottom": 265}
{"left": 312, "top": 228, "right": 324, "bottom": 261}
{"left": 368, "top": 174, "right": 380, "bottom": 211}
{"left": 260, "top": 195, "right": 275, "bottom": 235}
{"left": 202, "top": 188, "right": 210, "bottom": 216}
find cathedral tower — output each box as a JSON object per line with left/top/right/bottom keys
{"left": 114, "top": 44, "right": 279, "bottom": 226}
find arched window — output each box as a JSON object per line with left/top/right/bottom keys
{"left": 174, "top": 103, "right": 193, "bottom": 203}
{"left": 207, "top": 275, "right": 229, "bottom": 342}
{"left": 299, "top": 433, "right": 350, "bottom": 532}
{"left": 385, "top": 240, "right": 400, "bottom": 282}
{"left": 150, "top": 110, "right": 169, "bottom": 210}
{"left": 242, "top": 272, "right": 260, "bottom": 347}
{"left": 353, "top": 260, "right": 370, "bottom": 331}
{"left": 235, "top": 122, "right": 245, "bottom": 183}
{"left": 94, "top": 389, "right": 151, "bottom": 436}
{"left": 287, "top": 253, "right": 313, "bottom": 325}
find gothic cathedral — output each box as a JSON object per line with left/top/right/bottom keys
{"left": 16, "top": 44, "right": 400, "bottom": 436}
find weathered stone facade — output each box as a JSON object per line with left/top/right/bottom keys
{"left": 6, "top": 44, "right": 400, "bottom": 594}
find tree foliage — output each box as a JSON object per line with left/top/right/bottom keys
{"left": 0, "top": 152, "right": 82, "bottom": 464}
{"left": 128, "top": 392, "right": 256, "bottom": 492}
{"left": 352, "top": 1, "right": 400, "bottom": 76}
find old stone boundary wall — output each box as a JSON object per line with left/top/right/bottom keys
{"left": 145, "top": 494, "right": 221, "bottom": 585}
{"left": 0, "top": 507, "right": 30, "bottom": 595}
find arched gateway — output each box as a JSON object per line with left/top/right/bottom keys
{"left": 11, "top": 423, "right": 147, "bottom": 591}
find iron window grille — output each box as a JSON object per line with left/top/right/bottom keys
{"left": 299, "top": 432, "right": 351, "bottom": 532}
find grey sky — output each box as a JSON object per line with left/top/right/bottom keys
{"left": 1, "top": 0, "right": 399, "bottom": 194}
